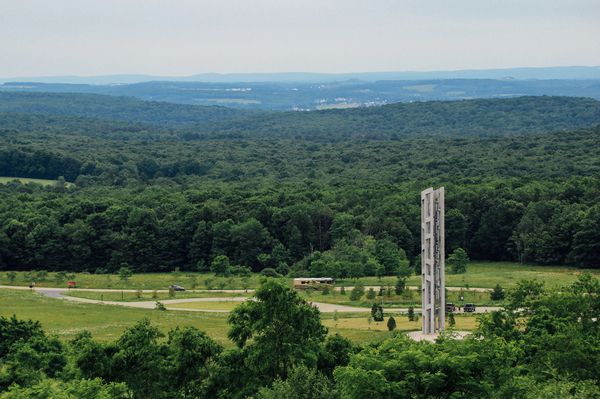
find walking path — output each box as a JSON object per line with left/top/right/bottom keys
{"left": 0, "top": 285, "right": 501, "bottom": 314}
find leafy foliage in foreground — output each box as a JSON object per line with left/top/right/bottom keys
{"left": 4, "top": 276, "right": 600, "bottom": 398}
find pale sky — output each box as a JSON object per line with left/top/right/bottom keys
{"left": 1, "top": 0, "right": 599, "bottom": 78}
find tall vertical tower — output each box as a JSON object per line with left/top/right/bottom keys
{"left": 421, "top": 187, "right": 445, "bottom": 334}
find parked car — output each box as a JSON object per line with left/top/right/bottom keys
{"left": 169, "top": 285, "right": 186, "bottom": 291}
{"left": 446, "top": 303, "right": 456, "bottom": 312}
{"left": 464, "top": 303, "right": 476, "bottom": 312}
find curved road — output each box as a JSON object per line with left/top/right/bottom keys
{"left": 1, "top": 285, "right": 501, "bottom": 314}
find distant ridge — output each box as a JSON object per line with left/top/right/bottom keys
{"left": 2, "top": 66, "right": 600, "bottom": 85}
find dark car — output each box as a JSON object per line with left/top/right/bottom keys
{"left": 464, "top": 303, "right": 476, "bottom": 312}
{"left": 169, "top": 285, "right": 186, "bottom": 291}
{"left": 446, "top": 303, "right": 456, "bottom": 312}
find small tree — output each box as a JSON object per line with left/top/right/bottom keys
{"left": 322, "top": 284, "right": 330, "bottom": 295}
{"left": 55, "top": 271, "right": 67, "bottom": 284}
{"left": 171, "top": 267, "right": 182, "bottom": 283}
{"left": 349, "top": 282, "right": 365, "bottom": 301}
{"left": 36, "top": 270, "right": 48, "bottom": 282}
{"left": 490, "top": 284, "right": 506, "bottom": 300}
{"left": 447, "top": 248, "right": 469, "bottom": 274}
{"left": 448, "top": 312, "right": 456, "bottom": 327}
{"left": 395, "top": 277, "right": 406, "bottom": 295}
{"left": 204, "top": 278, "right": 215, "bottom": 290}
{"left": 118, "top": 266, "right": 133, "bottom": 281}
{"left": 241, "top": 276, "right": 251, "bottom": 292}
{"left": 387, "top": 316, "right": 397, "bottom": 331}
{"left": 211, "top": 255, "right": 231, "bottom": 277}
{"left": 371, "top": 303, "right": 384, "bottom": 321}
{"left": 367, "top": 315, "right": 373, "bottom": 330}
{"left": 366, "top": 287, "right": 376, "bottom": 300}
{"left": 135, "top": 289, "right": 143, "bottom": 299}
{"left": 340, "top": 286, "right": 346, "bottom": 296}
{"left": 155, "top": 301, "right": 166, "bottom": 311}
{"left": 169, "top": 287, "right": 175, "bottom": 298}
{"left": 6, "top": 271, "right": 17, "bottom": 284}
{"left": 408, "top": 306, "right": 415, "bottom": 321}
{"left": 333, "top": 309, "right": 339, "bottom": 327}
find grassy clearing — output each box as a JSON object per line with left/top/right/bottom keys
{"left": 2, "top": 288, "right": 469, "bottom": 347}
{"left": 0, "top": 176, "right": 75, "bottom": 187}
{"left": 167, "top": 302, "right": 241, "bottom": 311}
{"left": 4, "top": 260, "right": 592, "bottom": 292}
{"left": 321, "top": 312, "right": 479, "bottom": 333}
{"left": 63, "top": 290, "right": 248, "bottom": 302}
{"left": 0, "top": 288, "right": 233, "bottom": 346}
{"left": 299, "top": 288, "right": 504, "bottom": 308}
{"left": 1, "top": 271, "right": 263, "bottom": 291}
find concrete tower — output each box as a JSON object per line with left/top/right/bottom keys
{"left": 421, "top": 187, "right": 445, "bottom": 334}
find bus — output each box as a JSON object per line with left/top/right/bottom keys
{"left": 293, "top": 278, "right": 334, "bottom": 291}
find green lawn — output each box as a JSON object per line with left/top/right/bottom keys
{"left": 3, "top": 261, "right": 593, "bottom": 293}
{"left": 63, "top": 290, "right": 248, "bottom": 302}
{"left": 0, "top": 176, "right": 75, "bottom": 187}
{"left": 0, "top": 288, "right": 232, "bottom": 346}
{"left": 1, "top": 288, "right": 427, "bottom": 346}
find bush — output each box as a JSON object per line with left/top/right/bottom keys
{"left": 408, "top": 306, "right": 415, "bottom": 321}
{"left": 260, "top": 268, "right": 282, "bottom": 278}
{"left": 322, "top": 284, "right": 330, "bottom": 295}
{"left": 155, "top": 301, "right": 166, "bottom": 311}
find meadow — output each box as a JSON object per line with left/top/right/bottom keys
{"left": 0, "top": 176, "right": 76, "bottom": 187}
{"left": 1, "top": 287, "right": 477, "bottom": 347}
{"left": 2, "top": 261, "right": 593, "bottom": 291}
{"left": 0, "top": 177, "right": 60, "bottom": 186}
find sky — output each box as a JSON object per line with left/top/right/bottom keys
{"left": 1, "top": 0, "right": 599, "bottom": 78}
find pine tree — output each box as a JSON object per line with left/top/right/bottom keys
{"left": 387, "top": 316, "right": 397, "bottom": 331}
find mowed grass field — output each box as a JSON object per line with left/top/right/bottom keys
{"left": 0, "top": 288, "right": 233, "bottom": 346}
{"left": 0, "top": 176, "right": 75, "bottom": 187}
{"left": 3, "top": 261, "right": 595, "bottom": 291}
{"left": 0, "top": 288, "right": 443, "bottom": 346}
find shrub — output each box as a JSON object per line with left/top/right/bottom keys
{"left": 155, "top": 301, "right": 166, "bottom": 311}
{"left": 260, "top": 268, "right": 281, "bottom": 278}
{"left": 408, "top": 306, "right": 415, "bottom": 321}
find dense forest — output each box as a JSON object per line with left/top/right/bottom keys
{"left": 1, "top": 94, "right": 600, "bottom": 274}
{"left": 0, "top": 92, "right": 264, "bottom": 126}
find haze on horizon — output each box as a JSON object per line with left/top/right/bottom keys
{"left": 1, "top": 0, "right": 599, "bottom": 79}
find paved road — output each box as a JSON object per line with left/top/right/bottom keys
{"left": 0, "top": 285, "right": 499, "bottom": 314}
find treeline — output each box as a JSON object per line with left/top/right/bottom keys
{"left": 2, "top": 118, "right": 600, "bottom": 186}
{"left": 183, "top": 96, "right": 600, "bottom": 139}
{"left": 3, "top": 276, "right": 600, "bottom": 398}
{"left": 1, "top": 175, "right": 599, "bottom": 274}
{"left": 2, "top": 94, "right": 600, "bottom": 140}
{"left": 0, "top": 92, "right": 264, "bottom": 126}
